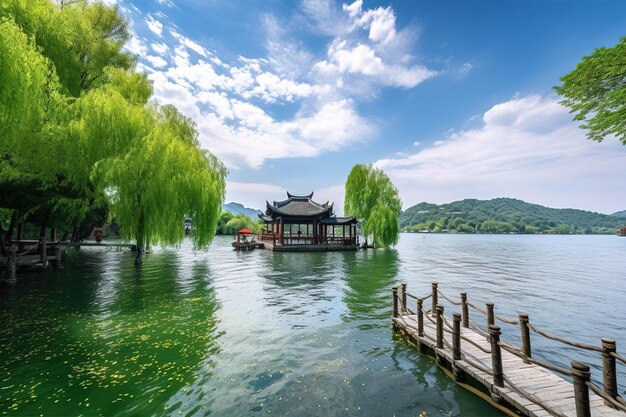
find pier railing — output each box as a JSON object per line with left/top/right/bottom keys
{"left": 392, "top": 283, "right": 626, "bottom": 417}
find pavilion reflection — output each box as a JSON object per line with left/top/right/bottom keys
{"left": 261, "top": 251, "right": 351, "bottom": 317}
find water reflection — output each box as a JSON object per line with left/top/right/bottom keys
{"left": 0, "top": 247, "right": 221, "bottom": 417}
{"left": 342, "top": 249, "right": 399, "bottom": 324}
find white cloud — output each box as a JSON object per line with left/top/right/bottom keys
{"left": 124, "top": 34, "right": 147, "bottom": 56}
{"left": 307, "top": 2, "right": 437, "bottom": 90}
{"left": 156, "top": 0, "right": 175, "bottom": 7}
{"left": 123, "top": 0, "right": 434, "bottom": 170}
{"left": 357, "top": 6, "right": 396, "bottom": 45}
{"left": 374, "top": 95, "right": 626, "bottom": 213}
{"left": 146, "top": 15, "right": 163, "bottom": 37}
{"left": 145, "top": 55, "right": 168, "bottom": 68}
{"left": 151, "top": 42, "right": 169, "bottom": 55}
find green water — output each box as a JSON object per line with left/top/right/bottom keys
{"left": 1, "top": 234, "right": 624, "bottom": 416}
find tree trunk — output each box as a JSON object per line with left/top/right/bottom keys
{"left": 6, "top": 210, "right": 19, "bottom": 244}
{"left": 39, "top": 223, "right": 47, "bottom": 238}
{"left": 0, "top": 224, "right": 6, "bottom": 256}
{"left": 135, "top": 210, "right": 145, "bottom": 266}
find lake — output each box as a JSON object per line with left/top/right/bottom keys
{"left": 1, "top": 234, "right": 624, "bottom": 416}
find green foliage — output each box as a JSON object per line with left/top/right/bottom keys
{"left": 104, "top": 106, "right": 227, "bottom": 251}
{"left": 0, "top": 17, "right": 58, "bottom": 145}
{"left": 0, "top": 0, "right": 227, "bottom": 259}
{"left": 222, "top": 215, "right": 262, "bottom": 235}
{"left": 0, "top": 0, "right": 133, "bottom": 97}
{"left": 555, "top": 36, "right": 626, "bottom": 144}
{"left": 344, "top": 164, "right": 401, "bottom": 247}
{"left": 611, "top": 210, "right": 626, "bottom": 219}
{"left": 401, "top": 198, "right": 623, "bottom": 234}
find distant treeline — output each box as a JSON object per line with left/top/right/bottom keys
{"left": 400, "top": 198, "right": 625, "bottom": 234}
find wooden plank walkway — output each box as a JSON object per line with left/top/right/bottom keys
{"left": 392, "top": 289, "right": 626, "bottom": 417}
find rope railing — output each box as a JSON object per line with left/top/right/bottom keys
{"left": 526, "top": 323, "right": 603, "bottom": 352}
{"left": 611, "top": 351, "right": 626, "bottom": 365}
{"left": 503, "top": 375, "right": 570, "bottom": 417}
{"left": 586, "top": 381, "right": 626, "bottom": 412}
{"left": 466, "top": 301, "right": 487, "bottom": 315}
{"left": 392, "top": 283, "right": 626, "bottom": 417}
{"left": 437, "top": 289, "right": 462, "bottom": 305}
{"left": 15, "top": 242, "right": 40, "bottom": 257}
{"left": 498, "top": 341, "right": 574, "bottom": 377}
{"left": 494, "top": 314, "right": 519, "bottom": 325}
{"left": 406, "top": 292, "right": 430, "bottom": 300}
{"left": 460, "top": 332, "right": 491, "bottom": 354}
{"left": 467, "top": 319, "right": 490, "bottom": 338}
{"left": 460, "top": 351, "right": 493, "bottom": 376}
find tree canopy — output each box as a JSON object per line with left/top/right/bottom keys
{"left": 555, "top": 36, "right": 626, "bottom": 145}
{"left": 344, "top": 164, "right": 401, "bottom": 248}
{"left": 0, "top": 0, "right": 227, "bottom": 264}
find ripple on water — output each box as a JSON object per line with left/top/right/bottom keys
{"left": 1, "top": 234, "right": 624, "bottom": 416}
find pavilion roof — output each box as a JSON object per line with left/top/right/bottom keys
{"left": 319, "top": 217, "right": 358, "bottom": 225}
{"left": 265, "top": 192, "right": 333, "bottom": 217}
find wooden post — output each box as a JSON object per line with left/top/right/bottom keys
{"left": 401, "top": 282, "right": 407, "bottom": 313}
{"left": 16, "top": 221, "right": 23, "bottom": 242}
{"left": 486, "top": 302, "right": 495, "bottom": 341}
{"left": 431, "top": 282, "right": 438, "bottom": 314}
{"left": 486, "top": 303, "right": 495, "bottom": 327}
{"left": 53, "top": 244, "right": 63, "bottom": 264}
{"left": 16, "top": 221, "right": 24, "bottom": 252}
{"left": 601, "top": 338, "right": 617, "bottom": 406}
{"left": 461, "top": 292, "right": 469, "bottom": 328}
{"left": 519, "top": 313, "right": 531, "bottom": 360}
{"left": 489, "top": 325, "right": 504, "bottom": 388}
{"left": 39, "top": 237, "right": 48, "bottom": 266}
{"left": 436, "top": 305, "right": 444, "bottom": 349}
{"left": 4, "top": 246, "right": 16, "bottom": 283}
{"left": 452, "top": 313, "right": 461, "bottom": 360}
{"left": 452, "top": 312, "right": 464, "bottom": 382}
{"left": 571, "top": 362, "right": 591, "bottom": 417}
{"left": 417, "top": 298, "right": 424, "bottom": 336}
{"left": 392, "top": 287, "right": 398, "bottom": 318}
{"left": 50, "top": 227, "right": 57, "bottom": 243}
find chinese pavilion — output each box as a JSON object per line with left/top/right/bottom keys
{"left": 259, "top": 192, "right": 359, "bottom": 251}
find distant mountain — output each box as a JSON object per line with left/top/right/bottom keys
{"left": 400, "top": 198, "right": 623, "bottom": 234}
{"left": 611, "top": 210, "right": 626, "bottom": 219}
{"left": 222, "top": 202, "right": 262, "bottom": 220}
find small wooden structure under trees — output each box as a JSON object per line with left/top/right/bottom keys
{"left": 258, "top": 192, "right": 359, "bottom": 251}
{"left": 392, "top": 283, "right": 626, "bottom": 417}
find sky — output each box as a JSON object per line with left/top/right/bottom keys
{"left": 110, "top": 0, "right": 626, "bottom": 214}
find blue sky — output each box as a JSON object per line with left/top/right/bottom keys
{"left": 113, "top": 0, "right": 626, "bottom": 214}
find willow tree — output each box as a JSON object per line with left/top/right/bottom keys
{"left": 344, "top": 164, "right": 401, "bottom": 248}
{"left": 104, "top": 106, "right": 227, "bottom": 264}
{"left": 0, "top": 0, "right": 135, "bottom": 241}
{"left": 0, "top": 0, "right": 133, "bottom": 97}
{"left": 555, "top": 36, "right": 626, "bottom": 145}
{"left": 0, "top": 17, "right": 58, "bottom": 148}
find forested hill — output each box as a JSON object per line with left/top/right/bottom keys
{"left": 222, "top": 202, "right": 262, "bottom": 220}
{"left": 400, "top": 198, "right": 625, "bottom": 234}
{"left": 612, "top": 210, "right": 626, "bottom": 219}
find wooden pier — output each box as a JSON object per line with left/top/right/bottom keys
{"left": 1, "top": 239, "right": 136, "bottom": 283}
{"left": 392, "top": 283, "right": 626, "bottom": 417}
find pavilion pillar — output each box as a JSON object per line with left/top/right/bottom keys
{"left": 279, "top": 218, "right": 284, "bottom": 245}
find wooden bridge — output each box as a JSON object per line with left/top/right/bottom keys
{"left": 392, "top": 283, "right": 626, "bottom": 417}
{"left": 1, "top": 238, "right": 136, "bottom": 283}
